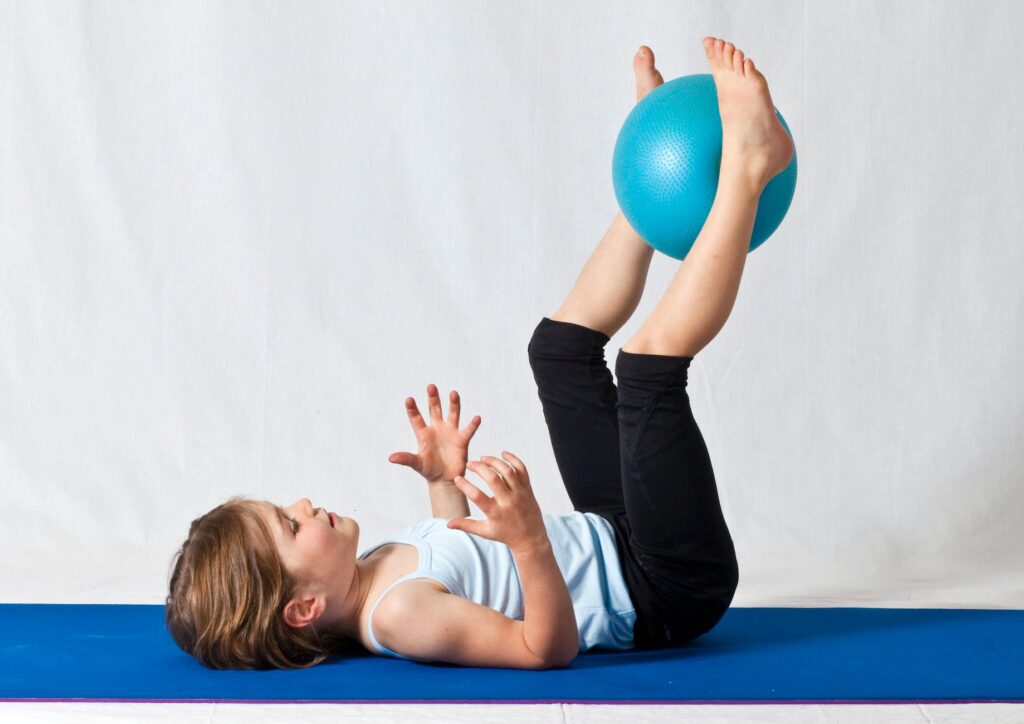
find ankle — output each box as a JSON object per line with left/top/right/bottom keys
{"left": 718, "top": 152, "right": 771, "bottom": 197}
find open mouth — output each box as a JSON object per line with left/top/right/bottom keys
{"left": 328, "top": 512, "right": 335, "bottom": 528}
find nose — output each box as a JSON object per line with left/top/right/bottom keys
{"left": 289, "top": 498, "right": 316, "bottom": 516}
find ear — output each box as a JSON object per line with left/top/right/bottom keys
{"left": 282, "top": 593, "right": 325, "bottom": 630}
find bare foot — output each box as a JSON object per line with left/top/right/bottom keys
{"left": 634, "top": 45, "right": 665, "bottom": 103}
{"left": 703, "top": 37, "right": 795, "bottom": 190}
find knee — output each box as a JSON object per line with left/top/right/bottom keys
{"left": 527, "top": 321, "right": 565, "bottom": 379}
{"left": 527, "top": 317, "right": 602, "bottom": 367}
{"left": 527, "top": 320, "right": 552, "bottom": 366}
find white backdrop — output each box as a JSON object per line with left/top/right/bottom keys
{"left": 1, "top": 0, "right": 1021, "bottom": 608}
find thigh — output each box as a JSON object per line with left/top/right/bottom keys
{"left": 527, "top": 317, "right": 625, "bottom": 517}
{"left": 613, "top": 349, "right": 740, "bottom": 632}
{"left": 603, "top": 509, "right": 732, "bottom": 650}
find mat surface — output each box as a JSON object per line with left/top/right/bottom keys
{"left": 1, "top": 605, "right": 1021, "bottom": 704}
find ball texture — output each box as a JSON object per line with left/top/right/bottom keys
{"left": 612, "top": 73, "right": 797, "bottom": 260}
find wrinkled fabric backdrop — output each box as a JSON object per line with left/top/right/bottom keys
{"left": 1, "top": 0, "right": 1021, "bottom": 608}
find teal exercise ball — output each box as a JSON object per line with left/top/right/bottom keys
{"left": 612, "top": 73, "right": 797, "bottom": 260}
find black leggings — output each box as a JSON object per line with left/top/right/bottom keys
{"left": 527, "top": 316, "right": 739, "bottom": 649}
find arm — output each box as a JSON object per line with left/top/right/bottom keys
{"left": 427, "top": 479, "right": 471, "bottom": 519}
{"left": 511, "top": 537, "right": 579, "bottom": 666}
{"left": 376, "top": 581, "right": 574, "bottom": 669}
{"left": 448, "top": 452, "right": 580, "bottom": 667}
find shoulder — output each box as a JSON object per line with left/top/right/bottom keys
{"left": 373, "top": 578, "right": 447, "bottom": 631}
{"left": 371, "top": 579, "right": 448, "bottom": 658}
{"left": 372, "top": 578, "right": 448, "bottom": 639}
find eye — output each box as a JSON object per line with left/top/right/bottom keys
{"left": 288, "top": 517, "right": 299, "bottom": 534}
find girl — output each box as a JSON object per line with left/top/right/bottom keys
{"left": 165, "top": 37, "right": 795, "bottom": 670}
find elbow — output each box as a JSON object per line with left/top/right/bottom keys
{"left": 542, "top": 649, "right": 578, "bottom": 669}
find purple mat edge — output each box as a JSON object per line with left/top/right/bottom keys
{"left": 2, "top": 698, "right": 1023, "bottom": 705}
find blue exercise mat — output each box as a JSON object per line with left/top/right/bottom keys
{"left": 1, "top": 605, "right": 1021, "bottom": 704}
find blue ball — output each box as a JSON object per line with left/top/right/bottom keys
{"left": 612, "top": 73, "right": 797, "bottom": 260}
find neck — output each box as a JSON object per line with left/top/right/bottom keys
{"left": 330, "top": 555, "right": 385, "bottom": 641}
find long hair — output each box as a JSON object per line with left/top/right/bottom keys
{"left": 165, "top": 496, "right": 362, "bottom": 669}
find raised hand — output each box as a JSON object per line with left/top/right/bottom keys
{"left": 447, "top": 451, "right": 549, "bottom": 554}
{"left": 388, "top": 384, "right": 482, "bottom": 485}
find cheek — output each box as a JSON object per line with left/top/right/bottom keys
{"left": 322, "top": 527, "right": 346, "bottom": 553}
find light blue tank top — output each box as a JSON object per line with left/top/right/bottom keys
{"left": 356, "top": 511, "right": 637, "bottom": 659}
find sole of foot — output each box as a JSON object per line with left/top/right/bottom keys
{"left": 703, "top": 36, "right": 795, "bottom": 190}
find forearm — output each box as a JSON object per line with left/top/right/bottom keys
{"left": 513, "top": 538, "right": 578, "bottom": 666}
{"left": 428, "top": 481, "right": 471, "bottom": 519}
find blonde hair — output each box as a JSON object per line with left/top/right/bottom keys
{"left": 165, "top": 496, "right": 362, "bottom": 669}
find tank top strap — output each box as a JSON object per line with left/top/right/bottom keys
{"left": 366, "top": 571, "right": 420, "bottom": 658}
{"left": 365, "top": 537, "right": 433, "bottom": 659}
{"left": 362, "top": 525, "right": 465, "bottom": 658}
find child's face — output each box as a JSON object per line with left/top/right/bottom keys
{"left": 255, "top": 498, "right": 360, "bottom": 598}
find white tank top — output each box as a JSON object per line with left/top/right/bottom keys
{"left": 357, "top": 511, "right": 637, "bottom": 659}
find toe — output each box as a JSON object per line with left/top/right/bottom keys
{"left": 733, "top": 49, "right": 745, "bottom": 72}
{"left": 722, "top": 41, "right": 735, "bottom": 67}
{"left": 705, "top": 37, "right": 725, "bottom": 69}
{"left": 634, "top": 46, "right": 664, "bottom": 101}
